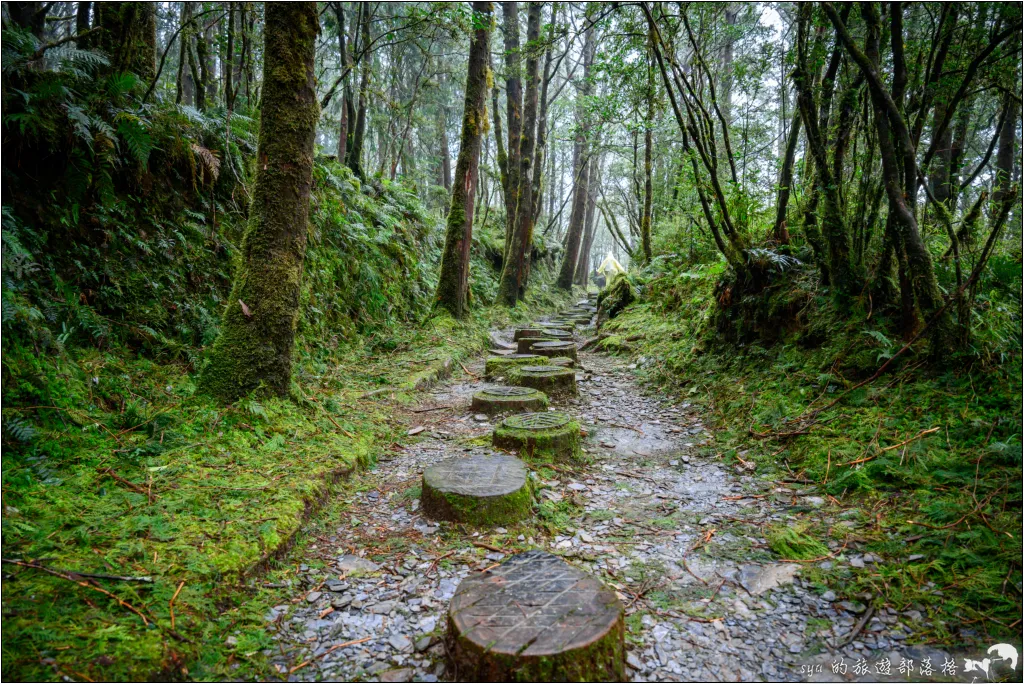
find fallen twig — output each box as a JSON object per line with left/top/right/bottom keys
{"left": 169, "top": 580, "right": 185, "bottom": 630}
{"left": 0, "top": 559, "right": 152, "bottom": 583}
{"left": 289, "top": 635, "right": 373, "bottom": 673}
{"left": 830, "top": 605, "right": 875, "bottom": 649}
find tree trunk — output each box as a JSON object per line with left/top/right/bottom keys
{"left": 348, "top": 2, "right": 372, "bottom": 176}
{"left": 773, "top": 111, "right": 801, "bottom": 244}
{"left": 575, "top": 156, "right": 600, "bottom": 286}
{"left": 176, "top": 2, "right": 195, "bottom": 106}
{"left": 439, "top": 93, "right": 452, "bottom": 191}
{"left": 224, "top": 3, "right": 235, "bottom": 108}
{"left": 201, "top": 19, "right": 217, "bottom": 104}
{"left": 434, "top": 2, "right": 493, "bottom": 319}
{"left": 498, "top": 2, "right": 541, "bottom": 305}
{"left": 8, "top": 2, "right": 46, "bottom": 39}
{"left": 993, "top": 87, "right": 1019, "bottom": 207}
{"left": 96, "top": 2, "right": 156, "bottom": 80}
{"left": 640, "top": 105, "right": 654, "bottom": 261}
{"left": 199, "top": 2, "right": 319, "bottom": 401}
{"left": 76, "top": 2, "right": 92, "bottom": 48}
{"left": 530, "top": 2, "right": 558, "bottom": 225}
{"left": 334, "top": 1, "right": 349, "bottom": 164}
{"left": 500, "top": 2, "right": 523, "bottom": 261}
{"left": 555, "top": 21, "right": 595, "bottom": 291}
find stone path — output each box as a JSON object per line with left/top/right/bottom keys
{"left": 259, "top": 318, "right": 950, "bottom": 683}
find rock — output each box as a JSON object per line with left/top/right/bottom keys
{"left": 738, "top": 564, "right": 800, "bottom": 596}
{"left": 839, "top": 600, "right": 867, "bottom": 614}
{"left": 389, "top": 634, "right": 412, "bottom": 652}
{"left": 225, "top": 635, "right": 238, "bottom": 647}
{"left": 626, "top": 653, "right": 644, "bottom": 671}
{"left": 820, "top": 590, "right": 836, "bottom": 602}
{"left": 473, "top": 413, "right": 489, "bottom": 422}
{"left": 379, "top": 667, "right": 414, "bottom": 682}
{"left": 908, "top": 553, "right": 925, "bottom": 561}
{"left": 849, "top": 555, "right": 865, "bottom": 568}
{"left": 368, "top": 600, "right": 396, "bottom": 614}
{"left": 337, "top": 554, "right": 380, "bottom": 574}
{"left": 305, "top": 591, "right": 322, "bottom": 603}
{"left": 414, "top": 635, "right": 434, "bottom": 652}
{"left": 408, "top": 426, "right": 425, "bottom": 436}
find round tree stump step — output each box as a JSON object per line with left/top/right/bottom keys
{"left": 513, "top": 327, "right": 545, "bottom": 341}
{"left": 447, "top": 549, "right": 625, "bottom": 682}
{"left": 529, "top": 340, "right": 578, "bottom": 362}
{"left": 493, "top": 412, "right": 582, "bottom": 462}
{"left": 485, "top": 354, "right": 542, "bottom": 380}
{"left": 517, "top": 336, "right": 556, "bottom": 354}
{"left": 513, "top": 365, "right": 577, "bottom": 398}
{"left": 539, "top": 328, "right": 573, "bottom": 340}
{"left": 421, "top": 454, "right": 533, "bottom": 525}
{"left": 471, "top": 386, "right": 549, "bottom": 415}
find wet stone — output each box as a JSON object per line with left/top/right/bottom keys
{"left": 471, "top": 386, "right": 549, "bottom": 415}
{"left": 421, "top": 453, "right": 533, "bottom": 525}
{"left": 448, "top": 550, "right": 624, "bottom": 682}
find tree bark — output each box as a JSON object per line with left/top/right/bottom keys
{"left": 95, "top": 2, "right": 156, "bottom": 80}
{"left": 555, "top": 20, "right": 595, "bottom": 290}
{"left": 348, "top": 2, "right": 372, "bottom": 176}
{"left": 334, "top": 1, "right": 350, "bottom": 164}
{"left": 993, "top": 79, "right": 1019, "bottom": 207}
{"left": 199, "top": 2, "right": 319, "bottom": 400}
{"left": 500, "top": 2, "right": 523, "bottom": 261}
{"left": 575, "top": 156, "right": 600, "bottom": 286}
{"left": 498, "top": 1, "right": 541, "bottom": 305}
{"left": 76, "top": 2, "right": 92, "bottom": 48}
{"left": 434, "top": 2, "right": 493, "bottom": 318}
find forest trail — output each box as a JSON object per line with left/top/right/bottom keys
{"left": 257, "top": 314, "right": 954, "bottom": 683}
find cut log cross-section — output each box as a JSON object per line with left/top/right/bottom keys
{"left": 447, "top": 549, "right": 625, "bottom": 682}
{"left": 471, "top": 386, "right": 549, "bottom": 415}
{"left": 492, "top": 411, "right": 582, "bottom": 463}
{"left": 421, "top": 454, "right": 533, "bottom": 525}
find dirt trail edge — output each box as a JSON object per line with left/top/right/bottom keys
{"left": 260, "top": 321, "right": 956, "bottom": 683}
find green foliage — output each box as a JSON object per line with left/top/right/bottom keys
{"left": 603, "top": 254, "right": 1022, "bottom": 645}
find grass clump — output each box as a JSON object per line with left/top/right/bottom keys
{"left": 767, "top": 525, "right": 829, "bottom": 560}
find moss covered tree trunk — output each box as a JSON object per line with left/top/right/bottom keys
{"left": 434, "top": 2, "right": 493, "bottom": 318}
{"left": 199, "top": 2, "right": 319, "bottom": 400}
{"left": 497, "top": 2, "right": 541, "bottom": 305}
{"left": 555, "top": 21, "right": 595, "bottom": 291}
{"left": 500, "top": 2, "right": 524, "bottom": 262}
{"left": 95, "top": 2, "right": 156, "bottom": 81}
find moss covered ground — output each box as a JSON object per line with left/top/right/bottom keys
{"left": 599, "top": 258, "right": 1022, "bottom": 646}
{"left": 2, "top": 139, "right": 572, "bottom": 678}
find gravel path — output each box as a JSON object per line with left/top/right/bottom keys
{"left": 258, "top": 321, "right": 956, "bottom": 683}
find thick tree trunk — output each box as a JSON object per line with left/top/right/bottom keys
{"left": 498, "top": 2, "right": 541, "bottom": 305}
{"left": 96, "top": 2, "right": 156, "bottom": 80}
{"left": 434, "top": 2, "right": 493, "bottom": 318}
{"left": 530, "top": 2, "right": 558, "bottom": 224}
{"left": 500, "top": 2, "right": 524, "bottom": 261}
{"left": 555, "top": 22, "right": 595, "bottom": 291}
{"left": 9, "top": 2, "right": 46, "bottom": 38}
{"left": 199, "top": 2, "right": 319, "bottom": 400}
